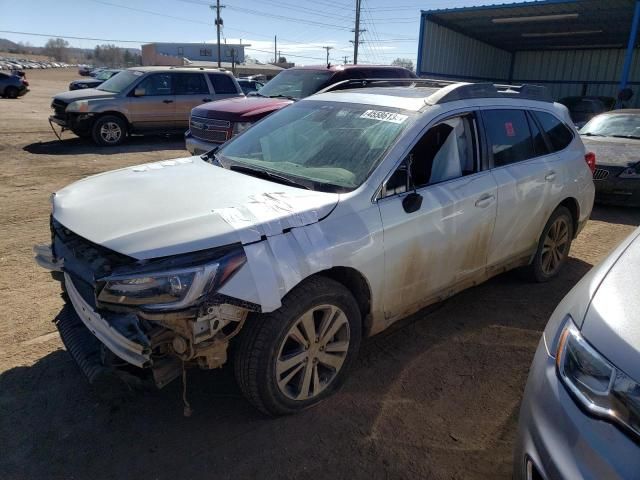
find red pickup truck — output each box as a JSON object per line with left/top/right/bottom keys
{"left": 185, "top": 64, "right": 416, "bottom": 154}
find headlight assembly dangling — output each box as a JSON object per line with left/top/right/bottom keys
{"left": 556, "top": 320, "right": 640, "bottom": 440}
{"left": 97, "top": 250, "right": 246, "bottom": 310}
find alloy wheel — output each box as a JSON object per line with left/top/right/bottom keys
{"left": 541, "top": 216, "right": 570, "bottom": 275}
{"left": 276, "top": 304, "right": 350, "bottom": 401}
{"left": 100, "top": 122, "right": 122, "bottom": 144}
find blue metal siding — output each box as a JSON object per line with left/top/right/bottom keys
{"left": 418, "top": 20, "right": 511, "bottom": 81}
{"left": 512, "top": 48, "right": 640, "bottom": 106}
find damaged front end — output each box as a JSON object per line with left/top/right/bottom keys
{"left": 35, "top": 218, "right": 257, "bottom": 391}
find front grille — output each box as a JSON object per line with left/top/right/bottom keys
{"left": 51, "top": 99, "right": 68, "bottom": 117}
{"left": 190, "top": 115, "right": 230, "bottom": 143}
{"left": 52, "top": 218, "right": 134, "bottom": 282}
{"left": 593, "top": 168, "right": 609, "bottom": 180}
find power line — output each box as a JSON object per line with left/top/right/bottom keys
{"left": 87, "top": 0, "right": 211, "bottom": 25}
{"left": 0, "top": 30, "right": 155, "bottom": 44}
{"left": 225, "top": 5, "right": 352, "bottom": 31}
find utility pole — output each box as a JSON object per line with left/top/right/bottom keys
{"left": 274, "top": 35, "right": 277, "bottom": 63}
{"left": 351, "top": 0, "right": 364, "bottom": 64}
{"left": 342, "top": 55, "right": 350, "bottom": 64}
{"left": 322, "top": 46, "right": 333, "bottom": 66}
{"left": 211, "top": 1, "right": 224, "bottom": 67}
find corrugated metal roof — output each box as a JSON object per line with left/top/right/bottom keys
{"left": 422, "top": 0, "right": 638, "bottom": 51}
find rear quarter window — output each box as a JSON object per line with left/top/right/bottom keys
{"left": 208, "top": 74, "right": 239, "bottom": 94}
{"left": 534, "top": 111, "right": 574, "bottom": 152}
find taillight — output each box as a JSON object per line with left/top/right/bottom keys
{"left": 22, "top": 79, "right": 29, "bottom": 86}
{"left": 585, "top": 152, "right": 596, "bottom": 174}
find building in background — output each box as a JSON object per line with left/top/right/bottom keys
{"left": 142, "top": 42, "right": 246, "bottom": 66}
{"left": 416, "top": 0, "right": 640, "bottom": 107}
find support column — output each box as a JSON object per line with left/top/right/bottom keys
{"left": 618, "top": 0, "right": 640, "bottom": 107}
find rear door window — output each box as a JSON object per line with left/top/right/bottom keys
{"left": 208, "top": 74, "right": 238, "bottom": 94}
{"left": 482, "top": 109, "right": 536, "bottom": 166}
{"left": 174, "top": 73, "right": 209, "bottom": 95}
{"left": 534, "top": 111, "right": 574, "bottom": 152}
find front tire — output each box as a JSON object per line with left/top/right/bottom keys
{"left": 526, "top": 206, "right": 574, "bottom": 282}
{"left": 234, "top": 276, "right": 362, "bottom": 416}
{"left": 91, "top": 115, "right": 127, "bottom": 146}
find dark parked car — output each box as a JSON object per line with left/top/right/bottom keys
{"left": 559, "top": 96, "right": 616, "bottom": 128}
{"left": 581, "top": 109, "right": 640, "bottom": 206}
{"left": 69, "top": 69, "right": 122, "bottom": 90}
{"left": 237, "top": 78, "right": 264, "bottom": 95}
{"left": 185, "top": 64, "right": 417, "bottom": 154}
{"left": 0, "top": 71, "right": 29, "bottom": 98}
{"left": 78, "top": 65, "right": 93, "bottom": 76}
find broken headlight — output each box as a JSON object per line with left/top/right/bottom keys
{"left": 97, "top": 250, "right": 246, "bottom": 310}
{"left": 557, "top": 321, "right": 640, "bottom": 440}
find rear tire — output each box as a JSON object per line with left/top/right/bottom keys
{"left": 234, "top": 276, "right": 362, "bottom": 416}
{"left": 5, "top": 86, "right": 19, "bottom": 99}
{"left": 91, "top": 115, "right": 127, "bottom": 146}
{"left": 525, "top": 206, "right": 574, "bottom": 282}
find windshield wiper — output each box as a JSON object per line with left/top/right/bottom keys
{"left": 230, "top": 165, "right": 311, "bottom": 190}
{"left": 581, "top": 132, "right": 606, "bottom": 137}
{"left": 268, "top": 94, "right": 297, "bottom": 100}
{"left": 609, "top": 134, "right": 640, "bottom": 140}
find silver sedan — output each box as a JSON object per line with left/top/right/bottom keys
{"left": 514, "top": 226, "right": 640, "bottom": 479}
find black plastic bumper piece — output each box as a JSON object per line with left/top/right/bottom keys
{"left": 54, "top": 304, "right": 150, "bottom": 396}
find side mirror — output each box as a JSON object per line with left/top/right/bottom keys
{"left": 133, "top": 88, "right": 145, "bottom": 97}
{"left": 402, "top": 192, "right": 423, "bottom": 214}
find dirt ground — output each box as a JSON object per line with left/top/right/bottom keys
{"left": 1, "top": 69, "right": 639, "bottom": 480}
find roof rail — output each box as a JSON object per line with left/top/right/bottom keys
{"left": 430, "top": 82, "right": 553, "bottom": 104}
{"left": 315, "top": 77, "right": 553, "bottom": 104}
{"left": 316, "top": 77, "right": 458, "bottom": 95}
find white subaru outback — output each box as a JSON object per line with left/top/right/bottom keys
{"left": 36, "top": 79, "right": 595, "bottom": 415}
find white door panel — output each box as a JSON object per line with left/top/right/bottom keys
{"left": 379, "top": 171, "right": 497, "bottom": 320}
{"left": 488, "top": 158, "right": 553, "bottom": 265}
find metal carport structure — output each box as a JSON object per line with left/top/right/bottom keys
{"left": 417, "top": 0, "right": 640, "bottom": 107}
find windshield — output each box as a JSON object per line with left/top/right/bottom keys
{"left": 96, "top": 70, "right": 116, "bottom": 81}
{"left": 580, "top": 113, "right": 640, "bottom": 139}
{"left": 97, "top": 70, "right": 143, "bottom": 93}
{"left": 217, "top": 100, "right": 413, "bottom": 191}
{"left": 257, "top": 69, "right": 333, "bottom": 99}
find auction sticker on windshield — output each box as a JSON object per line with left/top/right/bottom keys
{"left": 360, "top": 110, "right": 408, "bottom": 124}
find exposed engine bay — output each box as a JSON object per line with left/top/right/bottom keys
{"left": 36, "top": 218, "right": 257, "bottom": 391}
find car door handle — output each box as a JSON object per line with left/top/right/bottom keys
{"left": 162, "top": 99, "right": 173, "bottom": 104}
{"left": 475, "top": 194, "right": 495, "bottom": 208}
{"left": 545, "top": 171, "right": 557, "bottom": 182}
{"left": 202, "top": 98, "right": 212, "bottom": 102}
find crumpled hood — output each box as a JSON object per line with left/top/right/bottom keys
{"left": 581, "top": 227, "right": 640, "bottom": 382}
{"left": 192, "top": 96, "right": 293, "bottom": 122}
{"left": 52, "top": 157, "right": 339, "bottom": 260}
{"left": 53, "top": 87, "right": 116, "bottom": 103}
{"left": 582, "top": 136, "right": 640, "bottom": 167}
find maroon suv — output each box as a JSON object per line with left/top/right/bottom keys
{"left": 185, "top": 64, "right": 416, "bottom": 154}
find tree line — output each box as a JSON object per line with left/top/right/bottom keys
{"left": 38, "top": 37, "right": 141, "bottom": 67}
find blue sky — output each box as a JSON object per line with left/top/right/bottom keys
{"left": 1, "top": 0, "right": 519, "bottom": 65}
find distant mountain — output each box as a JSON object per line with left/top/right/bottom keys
{"left": 0, "top": 38, "right": 20, "bottom": 51}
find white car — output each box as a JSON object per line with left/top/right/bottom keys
{"left": 36, "top": 80, "right": 595, "bottom": 415}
